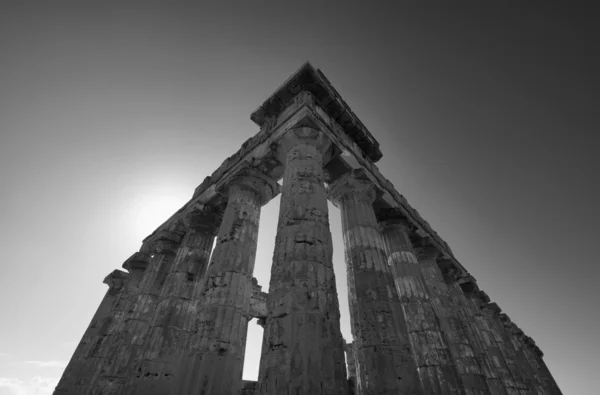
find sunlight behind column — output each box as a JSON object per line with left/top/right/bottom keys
{"left": 131, "top": 193, "right": 188, "bottom": 241}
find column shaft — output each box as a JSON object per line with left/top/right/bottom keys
{"left": 54, "top": 270, "right": 128, "bottom": 394}
{"left": 102, "top": 233, "right": 181, "bottom": 393}
{"left": 173, "top": 170, "right": 275, "bottom": 395}
{"left": 259, "top": 127, "right": 348, "bottom": 395}
{"left": 378, "top": 215, "right": 463, "bottom": 394}
{"left": 130, "top": 212, "right": 216, "bottom": 395}
{"left": 329, "top": 170, "right": 421, "bottom": 394}
{"left": 418, "top": 251, "right": 490, "bottom": 394}
{"left": 500, "top": 316, "right": 562, "bottom": 395}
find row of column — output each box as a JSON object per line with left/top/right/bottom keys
{"left": 56, "top": 125, "right": 560, "bottom": 395}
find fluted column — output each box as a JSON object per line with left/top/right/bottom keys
{"left": 462, "top": 288, "right": 530, "bottom": 394}
{"left": 259, "top": 126, "right": 348, "bottom": 395}
{"left": 100, "top": 231, "right": 181, "bottom": 394}
{"left": 377, "top": 209, "right": 463, "bottom": 394}
{"left": 129, "top": 208, "right": 219, "bottom": 394}
{"left": 329, "top": 169, "right": 421, "bottom": 394}
{"left": 417, "top": 246, "right": 490, "bottom": 394}
{"left": 173, "top": 167, "right": 278, "bottom": 395}
{"left": 54, "top": 270, "right": 129, "bottom": 394}
{"left": 59, "top": 252, "right": 151, "bottom": 394}
{"left": 499, "top": 315, "right": 562, "bottom": 395}
{"left": 438, "top": 273, "right": 507, "bottom": 395}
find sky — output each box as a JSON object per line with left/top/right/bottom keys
{"left": 0, "top": 2, "right": 598, "bottom": 394}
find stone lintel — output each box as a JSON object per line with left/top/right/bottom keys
{"left": 249, "top": 62, "right": 382, "bottom": 162}
{"left": 103, "top": 269, "right": 129, "bottom": 289}
{"left": 305, "top": 95, "right": 460, "bottom": 270}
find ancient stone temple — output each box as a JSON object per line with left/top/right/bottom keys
{"left": 54, "top": 62, "right": 562, "bottom": 395}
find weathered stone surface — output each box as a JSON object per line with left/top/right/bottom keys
{"left": 329, "top": 169, "right": 421, "bottom": 394}
{"left": 54, "top": 63, "right": 562, "bottom": 395}
{"left": 259, "top": 126, "right": 348, "bottom": 395}
{"left": 127, "top": 208, "right": 220, "bottom": 394}
{"left": 416, "top": 246, "right": 491, "bottom": 394}
{"left": 499, "top": 314, "right": 563, "bottom": 395}
{"left": 90, "top": 231, "right": 182, "bottom": 394}
{"left": 172, "top": 167, "right": 278, "bottom": 395}
{"left": 377, "top": 210, "right": 463, "bottom": 394}
{"left": 54, "top": 270, "right": 129, "bottom": 394}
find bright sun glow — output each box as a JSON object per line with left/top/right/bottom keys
{"left": 133, "top": 194, "right": 187, "bottom": 241}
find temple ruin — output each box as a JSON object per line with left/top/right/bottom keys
{"left": 54, "top": 62, "right": 562, "bottom": 394}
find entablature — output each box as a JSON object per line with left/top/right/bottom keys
{"left": 141, "top": 89, "right": 466, "bottom": 285}
{"left": 249, "top": 62, "right": 383, "bottom": 163}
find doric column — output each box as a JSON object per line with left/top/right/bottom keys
{"left": 58, "top": 252, "right": 151, "bottom": 394}
{"left": 328, "top": 169, "right": 421, "bottom": 394}
{"left": 173, "top": 167, "right": 278, "bottom": 395}
{"left": 417, "top": 246, "right": 490, "bottom": 394}
{"left": 128, "top": 207, "right": 220, "bottom": 394}
{"left": 461, "top": 287, "right": 530, "bottom": 394}
{"left": 259, "top": 126, "right": 348, "bottom": 395}
{"left": 54, "top": 270, "right": 129, "bottom": 394}
{"left": 499, "top": 315, "right": 562, "bottom": 395}
{"left": 100, "top": 231, "right": 181, "bottom": 392}
{"left": 377, "top": 209, "right": 463, "bottom": 394}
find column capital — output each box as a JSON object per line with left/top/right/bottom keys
{"left": 147, "top": 229, "right": 182, "bottom": 255}
{"left": 470, "top": 289, "right": 491, "bottom": 306}
{"left": 275, "top": 125, "right": 333, "bottom": 160}
{"left": 183, "top": 204, "right": 223, "bottom": 235}
{"left": 376, "top": 207, "right": 414, "bottom": 231}
{"left": 415, "top": 243, "right": 442, "bottom": 261}
{"left": 122, "top": 252, "right": 151, "bottom": 273}
{"left": 327, "top": 169, "right": 379, "bottom": 206}
{"left": 482, "top": 302, "right": 502, "bottom": 316}
{"left": 221, "top": 166, "right": 280, "bottom": 206}
{"left": 103, "top": 269, "right": 129, "bottom": 290}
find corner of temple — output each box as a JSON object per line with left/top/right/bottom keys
{"left": 58, "top": 63, "right": 562, "bottom": 395}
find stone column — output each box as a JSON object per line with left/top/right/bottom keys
{"left": 435, "top": 271, "right": 508, "bottom": 395}
{"left": 328, "top": 169, "right": 421, "bottom": 394}
{"left": 377, "top": 209, "right": 463, "bottom": 394}
{"left": 173, "top": 167, "right": 278, "bottom": 395}
{"left": 54, "top": 270, "right": 129, "bottom": 394}
{"left": 461, "top": 286, "right": 530, "bottom": 395}
{"left": 500, "top": 315, "right": 562, "bottom": 395}
{"left": 59, "top": 252, "right": 151, "bottom": 394}
{"left": 258, "top": 126, "right": 348, "bottom": 395}
{"left": 101, "top": 231, "right": 181, "bottom": 392}
{"left": 417, "top": 246, "right": 490, "bottom": 394}
{"left": 129, "top": 208, "right": 220, "bottom": 394}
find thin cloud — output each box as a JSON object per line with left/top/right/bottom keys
{"left": 0, "top": 376, "right": 58, "bottom": 395}
{"left": 0, "top": 352, "right": 10, "bottom": 357}
{"left": 23, "top": 360, "right": 67, "bottom": 368}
